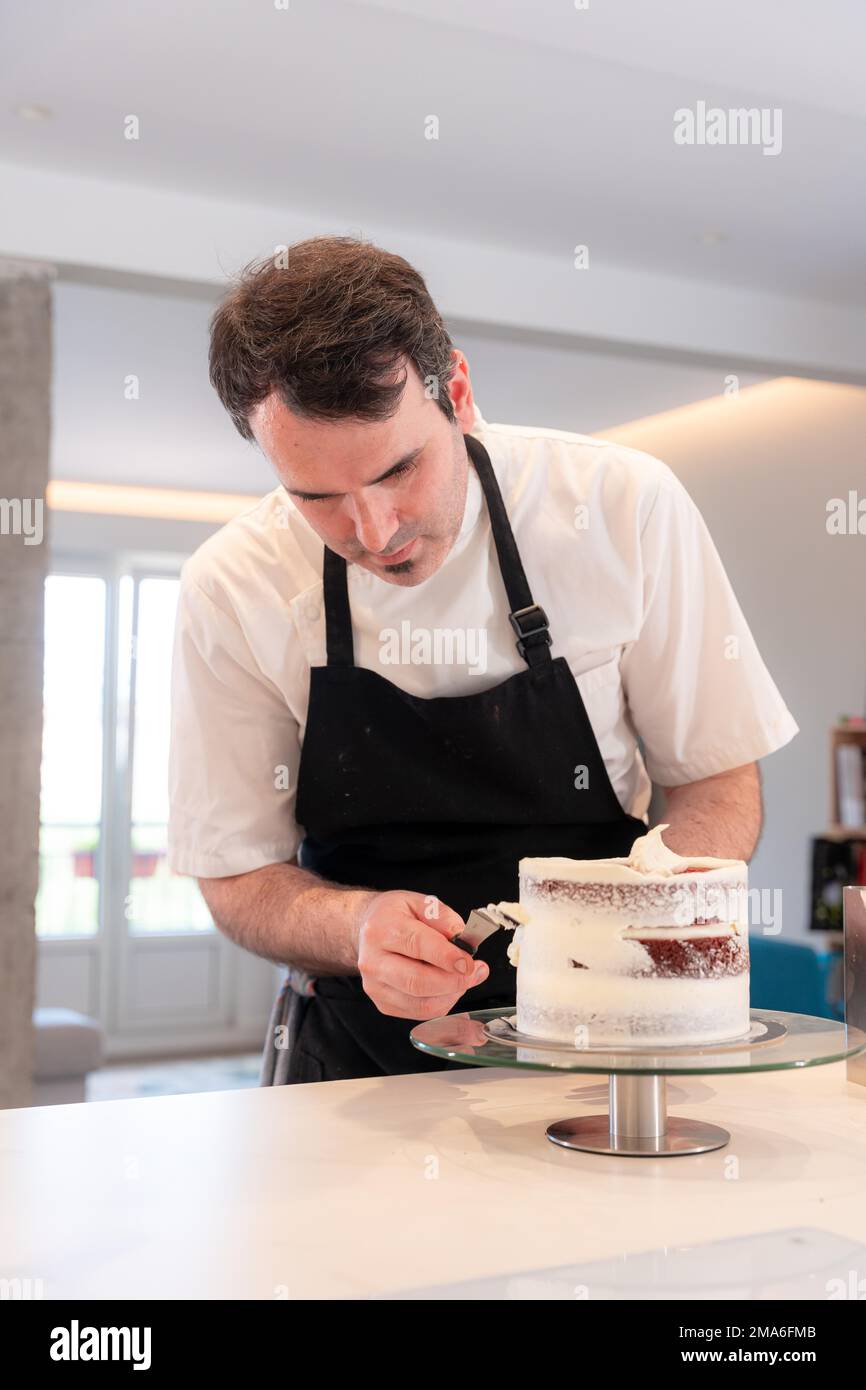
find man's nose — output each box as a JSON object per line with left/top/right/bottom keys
{"left": 349, "top": 492, "right": 399, "bottom": 554}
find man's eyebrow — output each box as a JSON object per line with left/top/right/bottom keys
{"left": 285, "top": 445, "right": 425, "bottom": 501}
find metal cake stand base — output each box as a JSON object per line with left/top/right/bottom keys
{"left": 546, "top": 1073, "right": 730, "bottom": 1157}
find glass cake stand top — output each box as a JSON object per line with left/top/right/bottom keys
{"left": 410, "top": 1007, "right": 863, "bottom": 1075}
{"left": 410, "top": 1009, "right": 866, "bottom": 1158}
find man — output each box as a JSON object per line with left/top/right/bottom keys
{"left": 168, "top": 235, "right": 798, "bottom": 1083}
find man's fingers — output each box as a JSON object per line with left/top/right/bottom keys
{"left": 375, "top": 946, "right": 486, "bottom": 1000}
{"left": 379, "top": 895, "right": 471, "bottom": 973}
{"left": 358, "top": 892, "right": 490, "bottom": 1008}
{"left": 368, "top": 978, "right": 467, "bottom": 1021}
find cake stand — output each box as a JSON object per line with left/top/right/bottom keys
{"left": 410, "top": 1008, "right": 866, "bottom": 1157}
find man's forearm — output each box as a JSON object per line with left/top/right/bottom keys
{"left": 658, "top": 761, "right": 763, "bottom": 861}
{"left": 197, "top": 861, "right": 377, "bottom": 974}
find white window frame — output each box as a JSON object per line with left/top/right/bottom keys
{"left": 39, "top": 548, "right": 277, "bottom": 1056}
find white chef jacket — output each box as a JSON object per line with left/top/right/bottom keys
{"left": 167, "top": 404, "right": 798, "bottom": 878}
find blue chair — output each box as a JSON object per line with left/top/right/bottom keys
{"left": 747, "top": 934, "right": 843, "bottom": 1020}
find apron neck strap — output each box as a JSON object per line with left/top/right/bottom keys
{"left": 322, "top": 544, "right": 355, "bottom": 667}
{"left": 465, "top": 433, "right": 552, "bottom": 668}
{"left": 322, "top": 432, "right": 553, "bottom": 669}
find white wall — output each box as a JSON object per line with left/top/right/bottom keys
{"left": 52, "top": 281, "right": 268, "bottom": 493}
{"left": 600, "top": 379, "right": 866, "bottom": 939}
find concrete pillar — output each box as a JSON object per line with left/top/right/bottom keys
{"left": 0, "top": 262, "right": 52, "bottom": 1109}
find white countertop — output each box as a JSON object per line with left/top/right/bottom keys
{"left": 3, "top": 1061, "right": 866, "bottom": 1299}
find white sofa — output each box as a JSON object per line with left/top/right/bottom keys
{"left": 32, "top": 1008, "right": 105, "bottom": 1105}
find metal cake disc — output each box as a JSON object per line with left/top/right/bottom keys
{"left": 482, "top": 1013, "right": 787, "bottom": 1055}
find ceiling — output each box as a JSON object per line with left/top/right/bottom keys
{"left": 1, "top": 0, "right": 865, "bottom": 304}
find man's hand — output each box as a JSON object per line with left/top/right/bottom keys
{"left": 356, "top": 890, "right": 490, "bottom": 1020}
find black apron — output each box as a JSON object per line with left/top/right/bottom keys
{"left": 287, "top": 431, "right": 646, "bottom": 1082}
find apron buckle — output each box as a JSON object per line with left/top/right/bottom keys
{"left": 509, "top": 604, "right": 552, "bottom": 659}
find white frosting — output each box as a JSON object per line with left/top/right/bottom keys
{"left": 625, "top": 823, "right": 744, "bottom": 876}
{"left": 516, "top": 972, "right": 750, "bottom": 1048}
{"left": 484, "top": 901, "right": 527, "bottom": 927}
{"left": 520, "top": 823, "right": 746, "bottom": 885}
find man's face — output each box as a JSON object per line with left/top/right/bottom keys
{"left": 248, "top": 355, "right": 476, "bottom": 586}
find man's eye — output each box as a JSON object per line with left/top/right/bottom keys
{"left": 305, "top": 457, "right": 417, "bottom": 503}
{"left": 389, "top": 460, "right": 416, "bottom": 482}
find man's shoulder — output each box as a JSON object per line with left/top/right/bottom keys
{"left": 181, "top": 486, "right": 318, "bottom": 612}
{"left": 481, "top": 419, "right": 670, "bottom": 503}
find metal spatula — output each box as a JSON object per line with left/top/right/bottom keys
{"left": 452, "top": 904, "right": 523, "bottom": 956}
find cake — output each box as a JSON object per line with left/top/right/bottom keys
{"left": 490, "top": 824, "right": 749, "bottom": 1048}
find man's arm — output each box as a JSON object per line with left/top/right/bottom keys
{"left": 197, "top": 860, "right": 376, "bottom": 974}
{"left": 657, "top": 760, "right": 763, "bottom": 861}
{"left": 197, "top": 863, "right": 486, "bottom": 1019}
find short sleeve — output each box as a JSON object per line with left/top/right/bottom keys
{"left": 621, "top": 463, "right": 799, "bottom": 786}
{"left": 167, "top": 568, "right": 302, "bottom": 877}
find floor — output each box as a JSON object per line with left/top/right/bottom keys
{"left": 86, "top": 1052, "right": 262, "bottom": 1102}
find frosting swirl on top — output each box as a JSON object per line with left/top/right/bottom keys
{"left": 520, "top": 823, "right": 746, "bottom": 885}
{"left": 625, "top": 823, "right": 743, "bottom": 876}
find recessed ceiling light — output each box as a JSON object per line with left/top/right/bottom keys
{"left": 46, "top": 481, "right": 264, "bottom": 523}
{"left": 14, "top": 103, "right": 54, "bottom": 122}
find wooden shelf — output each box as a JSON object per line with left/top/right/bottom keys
{"left": 830, "top": 724, "right": 866, "bottom": 829}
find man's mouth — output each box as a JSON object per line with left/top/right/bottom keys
{"left": 374, "top": 537, "right": 418, "bottom": 566}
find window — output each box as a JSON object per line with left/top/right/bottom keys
{"left": 36, "top": 563, "right": 213, "bottom": 940}
{"left": 127, "top": 577, "right": 211, "bottom": 934}
{"left": 36, "top": 575, "right": 106, "bottom": 938}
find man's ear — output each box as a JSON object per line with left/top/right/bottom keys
{"left": 447, "top": 351, "right": 476, "bottom": 431}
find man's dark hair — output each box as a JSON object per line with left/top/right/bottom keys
{"left": 208, "top": 235, "right": 457, "bottom": 442}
